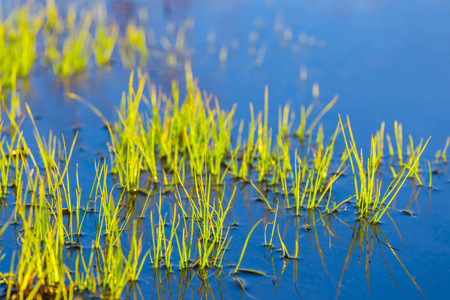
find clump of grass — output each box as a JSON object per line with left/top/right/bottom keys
{"left": 406, "top": 136, "right": 425, "bottom": 185}
{"left": 0, "top": 9, "right": 438, "bottom": 296}
{"left": 7, "top": 169, "right": 71, "bottom": 299}
{"left": 278, "top": 104, "right": 294, "bottom": 138}
{"left": 2, "top": 123, "right": 82, "bottom": 299}
{"left": 104, "top": 64, "right": 238, "bottom": 187}
{"left": 43, "top": 0, "right": 64, "bottom": 34}
{"left": 0, "top": 121, "right": 30, "bottom": 198}
{"left": 0, "top": 5, "right": 42, "bottom": 85}
{"left": 149, "top": 192, "right": 179, "bottom": 271}
{"left": 174, "top": 171, "right": 234, "bottom": 270}
{"left": 54, "top": 9, "right": 93, "bottom": 77}
{"left": 296, "top": 103, "right": 313, "bottom": 141}
{"left": 434, "top": 137, "right": 450, "bottom": 164}
{"left": 291, "top": 124, "right": 345, "bottom": 213}
{"left": 108, "top": 71, "right": 146, "bottom": 191}
{"left": 0, "top": 105, "right": 153, "bottom": 298}
{"left": 339, "top": 115, "right": 429, "bottom": 223}
{"left": 92, "top": 4, "right": 119, "bottom": 66}
{"left": 90, "top": 161, "right": 148, "bottom": 297}
{"left": 296, "top": 95, "right": 338, "bottom": 143}
{"left": 95, "top": 219, "right": 148, "bottom": 298}
{"left": 119, "top": 22, "right": 148, "bottom": 68}
{"left": 73, "top": 63, "right": 343, "bottom": 193}
{"left": 0, "top": 0, "right": 147, "bottom": 79}
{"left": 0, "top": 123, "right": 11, "bottom": 197}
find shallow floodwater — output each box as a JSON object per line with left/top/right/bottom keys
{"left": 1, "top": 0, "right": 450, "bottom": 299}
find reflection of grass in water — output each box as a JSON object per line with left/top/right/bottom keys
{"left": 254, "top": 209, "right": 424, "bottom": 299}
{"left": 335, "top": 218, "right": 425, "bottom": 299}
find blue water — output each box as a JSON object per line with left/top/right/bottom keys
{"left": 1, "top": 0, "right": 450, "bottom": 299}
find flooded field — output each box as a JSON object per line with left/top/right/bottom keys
{"left": 0, "top": 0, "right": 449, "bottom": 299}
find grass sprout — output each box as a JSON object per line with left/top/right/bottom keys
{"left": 339, "top": 115, "right": 429, "bottom": 223}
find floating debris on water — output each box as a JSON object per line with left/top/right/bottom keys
{"left": 147, "top": 28, "right": 157, "bottom": 46}
{"left": 219, "top": 45, "right": 228, "bottom": 64}
{"left": 283, "top": 27, "right": 293, "bottom": 42}
{"left": 254, "top": 44, "right": 267, "bottom": 68}
{"left": 207, "top": 30, "right": 216, "bottom": 53}
{"left": 274, "top": 12, "right": 283, "bottom": 33}
{"left": 185, "top": 17, "right": 195, "bottom": 29}
{"left": 249, "top": 31, "right": 259, "bottom": 43}
{"left": 299, "top": 32, "right": 307, "bottom": 45}
{"left": 308, "top": 36, "right": 317, "bottom": 47}
{"left": 317, "top": 40, "right": 326, "bottom": 49}
{"left": 167, "top": 52, "right": 177, "bottom": 68}
{"left": 253, "top": 17, "right": 265, "bottom": 29}
{"left": 165, "top": 21, "right": 175, "bottom": 35}
{"left": 207, "top": 30, "right": 216, "bottom": 45}
{"left": 231, "top": 38, "right": 240, "bottom": 49}
{"left": 138, "top": 7, "right": 148, "bottom": 23}
{"left": 160, "top": 36, "right": 172, "bottom": 52}
{"left": 174, "top": 26, "right": 186, "bottom": 52}
{"left": 313, "top": 82, "right": 319, "bottom": 98}
{"left": 292, "top": 44, "right": 301, "bottom": 54}
{"left": 300, "top": 66, "right": 308, "bottom": 82}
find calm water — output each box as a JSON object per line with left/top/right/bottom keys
{"left": 1, "top": 0, "right": 450, "bottom": 299}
